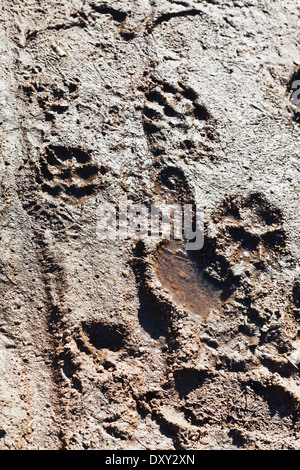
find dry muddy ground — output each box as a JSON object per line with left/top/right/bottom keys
{"left": 0, "top": 0, "right": 300, "bottom": 450}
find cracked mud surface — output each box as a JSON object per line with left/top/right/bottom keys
{"left": 0, "top": 0, "right": 300, "bottom": 450}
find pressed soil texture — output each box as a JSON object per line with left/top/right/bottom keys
{"left": 0, "top": 0, "right": 299, "bottom": 450}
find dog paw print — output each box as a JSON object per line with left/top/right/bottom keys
{"left": 140, "top": 74, "right": 218, "bottom": 159}
{"left": 35, "top": 145, "right": 104, "bottom": 203}
{"left": 18, "top": 144, "right": 106, "bottom": 232}
{"left": 203, "top": 193, "right": 287, "bottom": 293}
{"left": 22, "top": 75, "right": 79, "bottom": 121}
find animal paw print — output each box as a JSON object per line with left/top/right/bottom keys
{"left": 141, "top": 74, "right": 217, "bottom": 159}
{"left": 35, "top": 145, "right": 103, "bottom": 202}
{"left": 22, "top": 74, "right": 79, "bottom": 121}
{"left": 204, "top": 193, "right": 287, "bottom": 290}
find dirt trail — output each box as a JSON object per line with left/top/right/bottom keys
{"left": 0, "top": 0, "right": 299, "bottom": 450}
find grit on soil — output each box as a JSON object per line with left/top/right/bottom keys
{"left": 0, "top": 0, "right": 299, "bottom": 450}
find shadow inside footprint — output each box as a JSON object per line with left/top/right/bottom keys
{"left": 173, "top": 368, "right": 207, "bottom": 397}
{"left": 82, "top": 321, "right": 126, "bottom": 352}
{"left": 132, "top": 241, "right": 171, "bottom": 340}
{"left": 137, "top": 287, "right": 170, "bottom": 340}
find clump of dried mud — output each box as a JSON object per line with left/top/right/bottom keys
{"left": 0, "top": 0, "right": 299, "bottom": 450}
